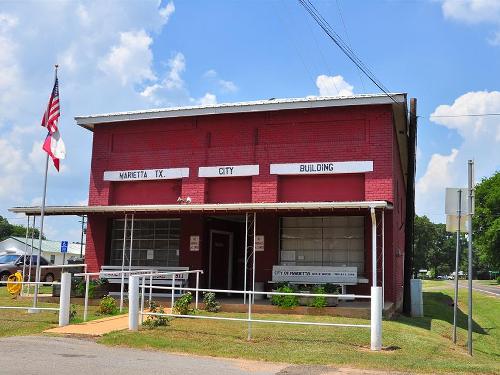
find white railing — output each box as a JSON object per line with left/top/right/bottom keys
{"left": 0, "top": 273, "right": 72, "bottom": 327}
{"left": 128, "top": 274, "right": 383, "bottom": 351}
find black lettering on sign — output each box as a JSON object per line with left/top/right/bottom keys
{"left": 119, "top": 172, "right": 125, "bottom": 179}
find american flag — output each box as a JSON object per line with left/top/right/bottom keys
{"left": 41, "top": 77, "right": 60, "bottom": 134}
{"left": 41, "top": 75, "right": 65, "bottom": 171}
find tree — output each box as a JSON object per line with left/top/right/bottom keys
{"left": 473, "top": 171, "right": 500, "bottom": 272}
{"left": 0, "top": 215, "right": 42, "bottom": 242}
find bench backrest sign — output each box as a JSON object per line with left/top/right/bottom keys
{"left": 272, "top": 266, "right": 358, "bottom": 284}
{"left": 104, "top": 167, "right": 189, "bottom": 181}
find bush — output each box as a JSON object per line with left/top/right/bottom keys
{"left": 98, "top": 295, "right": 118, "bottom": 315}
{"left": 75, "top": 277, "right": 109, "bottom": 298}
{"left": 324, "top": 283, "right": 341, "bottom": 294}
{"left": 143, "top": 300, "right": 170, "bottom": 328}
{"left": 310, "top": 286, "right": 327, "bottom": 308}
{"left": 496, "top": 276, "right": 500, "bottom": 285}
{"left": 173, "top": 292, "right": 193, "bottom": 315}
{"left": 203, "top": 292, "right": 220, "bottom": 312}
{"left": 69, "top": 304, "right": 78, "bottom": 321}
{"left": 271, "top": 285, "right": 299, "bottom": 308}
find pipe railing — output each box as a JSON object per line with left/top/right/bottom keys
{"left": 128, "top": 275, "right": 383, "bottom": 350}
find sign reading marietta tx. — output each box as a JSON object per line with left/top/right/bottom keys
{"left": 103, "top": 168, "right": 189, "bottom": 181}
{"left": 198, "top": 164, "right": 259, "bottom": 178}
{"left": 270, "top": 161, "right": 373, "bottom": 175}
{"left": 272, "top": 266, "right": 358, "bottom": 284}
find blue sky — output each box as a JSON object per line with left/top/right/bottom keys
{"left": 0, "top": 0, "right": 499, "bottom": 242}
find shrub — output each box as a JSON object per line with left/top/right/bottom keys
{"left": 324, "top": 283, "right": 341, "bottom": 294}
{"left": 69, "top": 304, "right": 78, "bottom": 321}
{"left": 173, "top": 292, "right": 193, "bottom": 315}
{"left": 143, "top": 300, "right": 171, "bottom": 328}
{"left": 496, "top": 276, "right": 500, "bottom": 285}
{"left": 75, "top": 278, "right": 109, "bottom": 298}
{"left": 271, "top": 285, "right": 299, "bottom": 308}
{"left": 310, "top": 286, "right": 327, "bottom": 308}
{"left": 203, "top": 292, "right": 220, "bottom": 313}
{"left": 98, "top": 295, "right": 118, "bottom": 315}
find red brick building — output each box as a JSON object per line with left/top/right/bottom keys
{"left": 13, "top": 94, "right": 410, "bottom": 309}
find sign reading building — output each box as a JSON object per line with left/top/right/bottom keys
{"left": 272, "top": 266, "right": 358, "bottom": 284}
{"left": 198, "top": 164, "right": 259, "bottom": 178}
{"left": 103, "top": 168, "right": 189, "bottom": 182}
{"left": 270, "top": 161, "right": 373, "bottom": 175}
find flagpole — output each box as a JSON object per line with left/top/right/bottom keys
{"left": 32, "top": 65, "right": 58, "bottom": 311}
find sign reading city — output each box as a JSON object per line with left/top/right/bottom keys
{"left": 103, "top": 167, "right": 189, "bottom": 182}
{"left": 198, "top": 164, "right": 259, "bottom": 178}
{"left": 272, "top": 266, "right": 358, "bottom": 284}
{"left": 60, "top": 241, "right": 68, "bottom": 253}
{"left": 270, "top": 161, "right": 373, "bottom": 175}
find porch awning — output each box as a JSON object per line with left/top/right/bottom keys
{"left": 9, "top": 201, "right": 391, "bottom": 216}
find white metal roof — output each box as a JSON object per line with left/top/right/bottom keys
{"left": 1, "top": 237, "right": 85, "bottom": 255}
{"left": 10, "top": 201, "right": 391, "bottom": 216}
{"left": 75, "top": 93, "right": 406, "bottom": 131}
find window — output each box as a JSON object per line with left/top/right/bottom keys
{"left": 280, "top": 216, "right": 365, "bottom": 272}
{"left": 50, "top": 255, "right": 56, "bottom": 264}
{"left": 109, "top": 219, "right": 180, "bottom": 267}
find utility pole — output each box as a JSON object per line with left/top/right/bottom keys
{"left": 403, "top": 98, "right": 417, "bottom": 315}
{"left": 452, "top": 189, "right": 462, "bottom": 343}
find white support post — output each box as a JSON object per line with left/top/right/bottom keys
{"left": 58, "top": 272, "right": 72, "bottom": 327}
{"left": 149, "top": 275, "right": 153, "bottom": 304}
{"left": 83, "top": 274, "right": 90, "bottom": 321}
{"left": 195, "top": 272, "right": 200, "bottom": 309}
{"left": 171, "top": 273, "right": 176, "bottom": 309}
{"left": 370, "top": 286, "right": 382, "bottom": 351}
{"left": 243, "top": 213, "right": 248, "bottom": 304}
{"left": 128, "top": 275, "right": 140, "bottom": 331}
{"left": 21, "top": 215, "right": 30, "bottom": 296}
{"left": 382, "top": 210, "right": 385, "bottom": 305}
{"left": 252, "top": 212, "right": 256, "bottom": 304}
{"left": 370, "top": 208, "right": 377, "bottom": 287}
{"left": 128, "top": 214, "right": 135, "bottom": 273}
{"left": 140, "top": 276, "right": 145, "bottom": 324}
{"left": 247, "top": 290, "right": 253, "bottom": 341}
{"left": 120, "top": 214, "right": 128, "bottom": 312}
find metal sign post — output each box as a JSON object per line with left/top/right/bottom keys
{"left": 467, "top": 160, "right": 474, "bottom": 356}
{"left": 452, "top": 189, "right": 462, "bottom": 344}
{"left": 61, "top": 240, "right": 68, "bottom": 265}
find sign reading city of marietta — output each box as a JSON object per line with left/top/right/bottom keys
{"left": 198, "top": 164, "right": 259, "bottom": 178}
{"left": 270, "top": 161, "right": 373, "bottom": 175}
{"left": 103, "top": 167, "right": 189, "bottom": 181}
{"left": 272, "top": 266, "right": 358, "bottom": 284}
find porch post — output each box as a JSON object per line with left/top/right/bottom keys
{"left": 252, "top": 212, "right": 256, "bottom": 304}
{"left": 27, "top": 216, "right": 36, "bottom": 296}
{"left": 243, "top": 213, "right": 248, "bottom": 304}
{"left": 382, "top": 210, "right": 385, "bottom": 304}
{"left": 129, "top": 214, "right": 135, "bottom": 272}
{"left": 370, "top": 207, "right": 377, "bottom": 287}
{"left": 120, "top": 214, "right": 128, "bottom": 312}
{"left": 21, "top": 215, "right": 30, "bottom": 296}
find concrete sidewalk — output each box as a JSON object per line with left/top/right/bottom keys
{"left": 45, "top": 314, "right": 130, "bottom": 336}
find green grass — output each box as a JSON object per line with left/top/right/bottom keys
{"left": 0, "top": 287, "right": 121, "bottom": 336}
{"left": 475, "top": 280, "right": 499, "bottom": 287}
{"left": 99, "top": 284, "right": 499, "bottom": 374}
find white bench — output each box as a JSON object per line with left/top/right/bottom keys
{"left": 100, "top": 266, "right": 189, "bottom": 297}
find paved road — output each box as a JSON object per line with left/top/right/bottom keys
{"left": 464, "top": 280, "right": 500, "bottom": 297}
{"left": 0, "top": 336, "right": 405, "bottom": 375}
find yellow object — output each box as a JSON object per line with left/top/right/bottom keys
{"left": 7, "top": 271, "right": 23, "bottom": 296}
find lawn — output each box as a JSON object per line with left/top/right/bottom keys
{"left": 0, "top": 287, "right": 118, "bottom": 336}
{"left": 100, "top": 283, "right": 499, "bottom": 374}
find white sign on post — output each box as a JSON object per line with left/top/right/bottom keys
{"left": 198, "top": 164, "right": 259, "bottom": 178}
{"left": 189, "top": 235, "right": 200, "bottom": 252}
{"left": 270, "top": 161, "right": 373, "bottom": 175}
{"left": 104, "top": 167, "right": 189, "bottom": 181}
{"left": 445, "top": 188, "right": 469, "bottom": 215}
{"left": 272, "top": 266, "right": 358, "bottom": 284}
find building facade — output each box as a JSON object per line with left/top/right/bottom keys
{"left": 11, "top": 94, "right": 410, "bottom": 308}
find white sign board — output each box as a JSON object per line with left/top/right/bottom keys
{"left": 146, "top": 250, "right": 154, "bottom": 260}
{"left": 189, "top": 235, "right": 200, "bottom": 252}
{"left": 445, "top": 188, "right": 470, "bottom": 215}
{"left": 104, "top": 168, "right": 189, "bottom": 181}
{"left": 270, "top": 161, "right": 373, "bottom": 175}
{"left": 255, "top": 235, "right": 264, "bottom": 252}
{"left": 198, "top": 164, "right": 259, "bottom": 178}
{"left": 446, "top": 215, "right": 469, "bottom": 233}
{"left": 272, "top": 266, "right": 358, "bottom": 284}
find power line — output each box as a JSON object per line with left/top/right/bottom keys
{"left": 297, "top": 0, "right": 398, "bottom": 103}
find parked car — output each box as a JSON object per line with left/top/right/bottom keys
{"left": 0, "top": 254, "right": 61, "bottom": 283}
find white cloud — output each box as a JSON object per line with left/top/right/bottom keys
{"left": 219, "top": 79, "right": 238, "bottom": 93}
{"left": 164, "top": 52, "right": 186, "bottom": 90}
{"left": 441, "top": 0, "right": 500, "bottom": 24}
{"left": 203, "top": 69, "right": 238, "bottom": 93}
{"left": 416, "top": 91, "right": 500, "bottom": 220}
{"left": 99, "top": 30, "right": 156, "bottom": 86}
{"left": 159, "top": 1, "right": 175, "bottom": 25}
{"left": 203, "top": 69, "right": 217, "bottom": 79}
{"left": 487, "top": 30, "right": 500, "bottom": 46}
{"left": 198, "top": 92, "right": 217, "bottom": 106}
{"left": 316, "top": 75, "right": 354, "bottom": 96}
